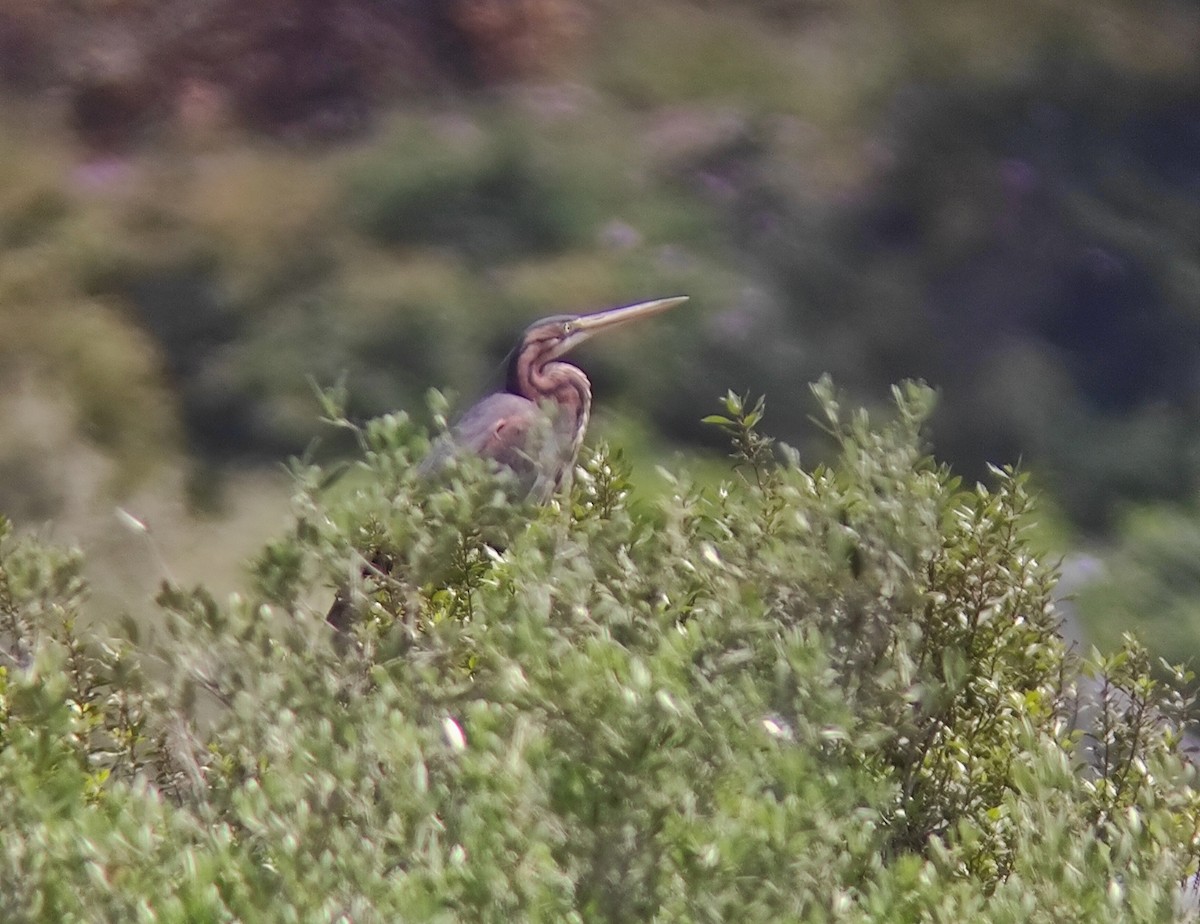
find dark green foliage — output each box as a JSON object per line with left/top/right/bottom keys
{"left": 721, "top": 67, "right": 1200, "bottom": 527}
{"left": 345, "top": 128, "right": 591, "bottom": 259}
{"left": 1078, "top": 503, "right": 1200, "bottom": 682}
{"left": 1, "top": 385, "right": 1198, "bottom": 920}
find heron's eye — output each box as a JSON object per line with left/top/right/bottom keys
{"left": 562, "top": 321, "right": 575, "bottom": 336}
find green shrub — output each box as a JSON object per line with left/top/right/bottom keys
{"left": 0, "top": 382, "right": 1197, "bottom": 921}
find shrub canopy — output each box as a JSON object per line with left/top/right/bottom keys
{"left": 0, "top": 381, "right": 1197, "bottom": 922}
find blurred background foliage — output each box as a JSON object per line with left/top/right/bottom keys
{"left": 0, "top": 0, "right": 1199, "bottom": 671}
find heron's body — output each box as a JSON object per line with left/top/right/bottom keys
{"left": 428, "top": 392, "right": 568, "bottom": 501}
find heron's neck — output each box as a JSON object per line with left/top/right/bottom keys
{"left": 517, "top": 359, "right": 592, "bottom": 448}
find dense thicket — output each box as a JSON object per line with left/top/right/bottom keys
{"left": 1, "top": 384, "right": 1196, "bottom": 921}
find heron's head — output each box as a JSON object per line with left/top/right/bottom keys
{"left": 507, "top": 296, "right": 688, "bottom": 388}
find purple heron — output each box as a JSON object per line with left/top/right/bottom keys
{"left": 422, "top": 295, "right": 688, "bottom": 499}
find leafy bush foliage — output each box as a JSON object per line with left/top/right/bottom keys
{"left": 1, "top": 383, "right": 1197, "bottom": 921}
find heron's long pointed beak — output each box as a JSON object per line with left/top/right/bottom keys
{"left": 554, "top": 295, "right": 688, "bottom": 357}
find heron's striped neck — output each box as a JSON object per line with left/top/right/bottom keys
{"left": 512, "top": 344, "right": 592, "bottom": 455}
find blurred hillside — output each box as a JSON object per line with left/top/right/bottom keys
{"left": 1, "top": 0, "right": 1200, "bottom": 658}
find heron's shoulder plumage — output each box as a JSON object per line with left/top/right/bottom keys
{"left": 420, "top": 392, "right": 564, "bottom": 499}
{"left": 452, "top": 393, "right": 541, "bottom": 457}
